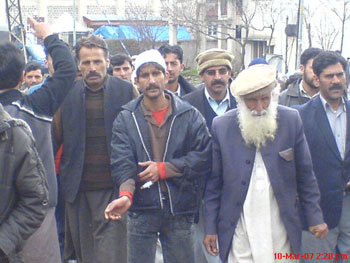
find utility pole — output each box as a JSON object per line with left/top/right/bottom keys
{"left": 295, "top": 0, "right": 304, "bottom": 69}
{"left": 5, "top": 0, "right": 27, "bottom": 61}
{"left": 168, "top": 0, "right": 177, "bottom": 45}
{"left": 73, "top": 0, "right": 76, "bottom": 47}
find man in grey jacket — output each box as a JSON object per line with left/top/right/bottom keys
{"left": 0, "top": 104, "right": 48, "bottom": 263}
{"left": 0, "top": 18, "right": 76, "bottom": 263}
{"left": 279, "top": 48, "right": 322, "bottom": 106}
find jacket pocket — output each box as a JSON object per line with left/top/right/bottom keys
{"left": 279, "top": 148, "right": 294, "bottom": 161}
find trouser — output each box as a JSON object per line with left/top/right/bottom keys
{"left": 301, "top": 194, "right": 350, "bottom": 263}
{"left": 64, "top": 189, "right": 127, "bottom": 263}
{"left": 127, "top": 195, "right": 195, "bottom": 263}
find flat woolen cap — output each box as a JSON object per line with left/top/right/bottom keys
{"left": 230, "top": 64, "right": 276, "bottom": 96}
{"left": 196, "top": 48, "right": 234, "bottom": 74}
{"left": 134, "top": 49, "right": 166, "bottom": 76}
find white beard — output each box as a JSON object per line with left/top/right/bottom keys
{"left": 236, "top": 94, "right": 278, "bottom": 150}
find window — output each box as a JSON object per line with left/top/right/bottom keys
{"left": 207, "top": 24, "right": 218, "bottom": 36}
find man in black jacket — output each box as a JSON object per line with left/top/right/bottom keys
{"left": 0, "top": 18, "right": 76, "bottom": 263}
{"left": 183, "top": 48, "right": 236, "bottom": 131}
{"left": 158, "top": 44, "right": 196, "bottom": 96}
{"left": 105, "top": 49, "right": 211, "bottom": 263}
{"left": 53, "top": 35, "right": 134, "bottom": 263}
{"left": 0, "top": 105, "right": 48, "bottom": 263}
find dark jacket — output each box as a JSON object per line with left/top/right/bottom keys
{"left": 183, "top": 86, "right": 237, "bottom": 130}
{"left": 279, "top": 78, "right": 311, "bottom": 106}
{"left": 297, "top": 96, "right": 350, "bottom": 228}
{"left": 0, "top": 34, "right": 76, "bottom": 207}
{"left": 204, "top": 106, "right": 323, "bottom": 262}
{"left": 56, "top": 76, "right": 134, "bottom": 203}
{"left": 0, "top": 105, "right": 48, "bottom": 261}
{"left": 111, "top": 91, "right": 212, "bottom": 215}
{"left": 178, "top": 75, "right": 196, "bottom": 96}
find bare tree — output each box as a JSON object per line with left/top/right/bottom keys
{"left": 321, "top": 0, "right": 350, "bottom": 52}
{"left": 162, "top": 0, "right": 279, "bottom": 70}
{"left": 125, "top": 3, "right": 166, "bottom": 49}
{"left": 314, "top": 16, "right": 339, "bottom": 50}
{"left": 303, "top": 3, "right": 322, "bottom": 48}
{"left": 254, "top": 0, "right": 285, "bottom": 58}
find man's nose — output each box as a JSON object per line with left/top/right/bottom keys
{"left": 255, "top": 100, "right": 264, "bottom": 112}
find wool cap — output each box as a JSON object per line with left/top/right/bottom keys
{"left": 230, "top": 64, "right": 276, "bottom": 97}
{"left": 196, "top": 48, "right": 234, "bottom": 74}
{"left": 134, "top": 49, "right": 166, "bottom": 76}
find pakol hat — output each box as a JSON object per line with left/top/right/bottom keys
{"left": 196, "top": 48, "right": 234, "bottom": 75}
{"left": 230, "top": 64, "right": 276, "bottom": 97}
{"left": 134, "top": 49, "right": 166, "bottom": 76}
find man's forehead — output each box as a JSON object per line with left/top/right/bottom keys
{"left": 113, "top": 61, "right": 132, "bottom": 68}
{"left": 25, "top": 69, "right": 42, "bottom": 76}
{"left": 78, "top": 46, "right": 107, "bottom": 59}
{"left": 139, "top": 64, "right": 162, "bottom": 73}
{"left": 164, "top": 53, "right": 180, "bottom": 61}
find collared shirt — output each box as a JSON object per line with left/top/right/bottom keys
{"left": 320, "top": 95, "right": 347, "bottom": 159}
{"left": 174, "top": 83, "right": 182, "bottom": 97}
{"left": 299, "top": 81, "right": 319, "bottom": 99}
{"left": 204, "top": 88, "right": 230, "bottom": 116}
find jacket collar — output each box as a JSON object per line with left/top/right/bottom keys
{"left": 0, "top": 89, "right": 24, "bottom": 106}
{"left": 123, "top": 90, "right": 192, "bottom": 116}
{"left": 285, "top": 78, "right": 302, "bottom": 97}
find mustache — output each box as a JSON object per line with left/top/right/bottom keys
{"left": 251, "top": 109, "right": 268, "bottom": 116}
{"left": 146, "top": 84, "right": 160, "bottom": 90}
{"left": 330, "top": 84, "right": 344, "bottom": 91}
{"left": 87, "top": 72, "right": 100, "bottom": 78}
{"left": 211, "top": 80, "right": 225, "bottom": 86}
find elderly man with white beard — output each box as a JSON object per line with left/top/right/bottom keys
{"left": 203, "top": 64, "right": 328, "bottom": 263}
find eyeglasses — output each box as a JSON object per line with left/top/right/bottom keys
{"left": 205, "top": 68, "right": 229, "bottom": 76}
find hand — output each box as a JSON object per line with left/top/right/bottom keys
{"left": 309, "top": 223, "right": 329, "bottom": 239}
{"left": 104, "top": 196, "right": 131, "bottom": 220}
{"left": 203, "top": 234, "right": 219, "bottom": 257}
{"left": 27, "top": 17, "right": 53, "bottom": 40}
{"left": 137, "top": 161, "right": 160, "bottom": 183}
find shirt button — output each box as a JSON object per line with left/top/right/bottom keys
{"left": 236, "top": 201, "right": 242, "bottom": 206}
{"left": 241, "top": 181, "right": 246, "bottom": 185}
{"left": 245, "top": 160, "right": 251, "bottom": 165}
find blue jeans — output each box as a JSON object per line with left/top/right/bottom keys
{"left": 127, "top": 196, "right": 195, "bottom": 263}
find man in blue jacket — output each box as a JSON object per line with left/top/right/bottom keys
{"left": 297, "top": 51, "right": 350, "bottom": 262}
{"left": 105, "top": 49, "right": 211, "bottom": 263}
{"left": 203, "top": 64, "right": 327, "bottom": 263}
{"left": 0, "top": 18, "right": 76, "bottom": 263}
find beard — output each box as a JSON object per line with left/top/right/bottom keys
{"left": 236, "top": 92, "right": 279, "bottom": 150}
{"left": 303, "top": 72, "right": 318, "bottom": 89}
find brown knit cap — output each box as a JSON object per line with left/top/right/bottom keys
{"left": 196, "top": 48, "right": 234, "bottom": 75}
{"left": 230, "top": 64, "right": 276, "bottom": 97}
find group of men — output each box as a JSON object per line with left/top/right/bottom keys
{"left": 0, "top": 17, "right": 349, "bottom": 263}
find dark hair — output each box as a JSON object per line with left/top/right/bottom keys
{"left": 75, "top": 35, "right": 109, "bottom": 60}
{"left": 110, "top": 53, "right": 133, "bottom": 67}
{"left": 158, "top": 44, "right": 183, "bottom": 63}
{"left": 312, "top": 51, "right": 347, "bottom": 77}
{"left": 136, "top": 62, "right": 165, "bottom": 78}
{"left": 300, "top": 47, "right": 322, "bottom": 66}
{"left": 24, "top": 61, "right": 44, "bottom": 75}
{"left": 0, "top": 42, "right": 25, "bottom": 90}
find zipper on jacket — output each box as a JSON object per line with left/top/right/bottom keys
{"left": 132, "top": 112, "right": 164, "bottom": 209}
{"left": 163, "top": 115, "right": 177, "bottom": 215}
